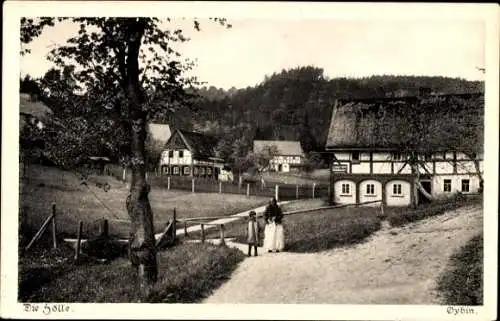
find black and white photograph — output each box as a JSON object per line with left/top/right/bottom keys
{"left": 1, "top": 2, "right": 498, "bottom": 320}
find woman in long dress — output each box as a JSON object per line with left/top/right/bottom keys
{"left": 263, "top": 198, "right": 285, "bottom": 252}
{"left": 274, "top": 202, "right": 285, "bottom": 252}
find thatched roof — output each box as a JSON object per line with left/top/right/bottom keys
{"left": 325, "top": 93, "right": 484, "bottom": 152}
{"left": 253, "top": 140, "right": 305, "bottom": 156}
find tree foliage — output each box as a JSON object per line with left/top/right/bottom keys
{"left": 21, "top": 17, "right": 230, "bottom": 293}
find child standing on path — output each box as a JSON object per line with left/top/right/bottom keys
{"left": 247, "top": 211, "right": 259, "bottom": 257}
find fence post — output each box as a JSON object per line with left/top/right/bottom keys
{"left": 74, "top": 220, "right": 83, "bottom": 261}
{"left": 184, "top": 221, "right": 189, "bottom": 237}
{"left": 100, "top": 219, "right": 109, "bottom": 238}
{"left": 201, "top": 224, "right": 205, "bottom": 244}
{"left": 192, "top": 178, "right": 195, "bottom": 193}
{"left": 275, "top": 184, "right": 279, "bottom": 201}
{"left": 51, "top": 203, "right": 57, "bottom": 249}
{"left": 380, "top": 201, "right": 385, "bottom": 216}
{"left": 296, "top": 184, "right": 299, "bottom": 200}
{"left": 167, "top": 176, "right": 171, "bottom": 190}
{"left": 219, "top": 224, "right": 226, "bottom": 246}
{"left": 172, "top": 208, "right": 177, "bottom": 241}
{"left": 312, "top": 183, "right": 316, "bottom": 199}
{"left": 122, "top": 168, "right": 126, "bottom": 182}
{"left": 145, "top": 172, "right": 148, "bottom": 180}
{"left": 246, "top": 183, "right": 250, "bottom": 196}
{"left": 219, "top": 181, "right": 222, "bottom": 194}
{"left": 25, "top": 212, "right": 54, "bottom": 251}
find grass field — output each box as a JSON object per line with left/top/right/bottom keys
{"left": 187, "top": 195, "right": 482, "bottom": 253}
{"left": 260, "top": 170, "right": 329, "bottom": 185}
{"left": 436, "top": 233, "right": 483, "bottom": 305}
{"left": 19, "top": 242, "right": 244, "bottom": 303}
{"left": 189, "top": 201, "right": 383, "bottom": 253}
{"left": 387, "top": 194, "right": 483, "bottom": 227}
{"left": 20, "top": 165, "right": 269, "bottom": 239}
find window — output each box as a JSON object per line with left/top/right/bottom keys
{"left": 163, "top": 167, "right": 169, "bottom": 174}
{"left": 179, "top": 150, "right": 184, "bottom": 158}
{"left": 366, "top": 184, "right": 375, "bottom": 195}
{"left": 193, "top": 167, "right": 199, "bottom": 175}
{"left": 392, "top": 183, "right": 402, "bottom": 195}
{"left": 183, "top": 166, "right": 190, "bottom": 175}
{"left": 393, "top": 153, "right": 405, "bottom": 161}
{"left": 352, "top": 152, "right": 360, "bottom": 163}
{"left": 173, "top": 166, "right": 179, "bottom": 175}
{"left": 341, "top": 183, "right": 350, "bottom": 195}
{"left": 443, "top": 179, "right": 452, "bottom": 192}
{"left": 207, "top": 167, "right": 212, "bottom": 175}
{"left": 168, "top": 150, "right": 173, "bottom": 158}
{"left": 200, "top": 167, "right": 206, "bottom": 175}
{"left": 461, "top": 179, "right": 470, "bottom": 192}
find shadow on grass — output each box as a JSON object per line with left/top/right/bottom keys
{"left": 18, "top": 243, "right": 244, "bottom": 303}
{"left": 436, "top": 234, "right": 483, "bottom": 305}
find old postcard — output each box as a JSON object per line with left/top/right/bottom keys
{"left": 1, "top": 1, "right": 498, "bottom": 320}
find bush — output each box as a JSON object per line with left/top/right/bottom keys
{"left": 387, "top": 194, "right": 482, "bottom": 227}
{"left": 436, "top": 234, "right": 483, "bottom": 305}
{"left": 19, "top": 243, "right": 244, "bottom": 303}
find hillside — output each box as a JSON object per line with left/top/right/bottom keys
{"left": 189, "top": 67, "right": 484, "bottom": 167}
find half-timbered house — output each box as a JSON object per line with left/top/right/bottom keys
{"left": 325, "top": 92, "right": 484, "bottom": 206}
{"left": 159, "top": 129, "right": 225, "bottom": 178}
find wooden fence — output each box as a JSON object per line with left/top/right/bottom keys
{"left": 35, "top": 199, "right": 383, "bottom": 260}
{"left": 106, "top": 164, "right": 329, "bottom": 201}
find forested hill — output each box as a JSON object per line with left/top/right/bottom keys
{"left": 188, "top": 66, "right": 483, "bottom": 162}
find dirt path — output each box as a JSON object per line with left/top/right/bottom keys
{"left": 203, "top": 205, "right": 482, "bottom": 304}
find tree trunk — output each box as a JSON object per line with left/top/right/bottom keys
{"left": 124, "top": 19, "right": 157, "bottom": 298}
{"left": 410, "top": 157, "right": 433, "bottom": 207}
{"left": 473, "top": 159, "right": 484, "bottom": 193}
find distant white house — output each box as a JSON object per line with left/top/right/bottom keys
{"left": 253, "top": 140, "right": 305, "bottom": 173}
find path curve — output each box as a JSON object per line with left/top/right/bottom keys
{"left": 203, "top": 205, "right": 483, "bottom": 304}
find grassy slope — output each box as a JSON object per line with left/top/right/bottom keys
{"left": 190, "top": 201, "right": 383, "bottom": 253}
{"left": 436, "top": 234, "right": 483, "bottom": 305}
{"left": 19, "top": 243, "right": 245, "bottom": 303}
{"left": 188, "top": 196, "right": 482, "bottom": 254}
{"left": 387, "top": 194, "right": 483, "bottom": 227}
{"left": 20, "top": 165, "right": 268, "bottom": 238}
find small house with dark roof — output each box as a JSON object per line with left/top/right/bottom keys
{"left": 159, "top": 129, "right": 224, "bottom": 178}
{"left": 325, "top": 92, "right": 484, "bottom": 207}
{"left": 253, "top": 140, "right": 305, "bottom": 173}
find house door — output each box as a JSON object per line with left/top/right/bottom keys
{"left": 418, "top": 180, "right": 432, "bottom": 204}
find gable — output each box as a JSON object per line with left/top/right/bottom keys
{"left": 164, "top": 131, "right": 189, "bottom": 150}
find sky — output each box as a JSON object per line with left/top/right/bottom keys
{"left": 20, "top": 18, "right": 486, "bottom": 89}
